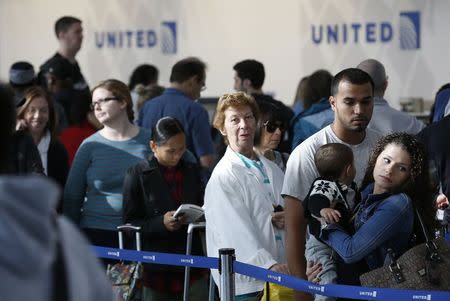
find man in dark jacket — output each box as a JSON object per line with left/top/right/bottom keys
{"left": 38, "top": 16, "right": 89, "bottom": 94}
{"left": 233, "top": 59, "right": 294, "bottom": 152}
{"left": 417, "top": 116, "right": 450, "bottom": 227}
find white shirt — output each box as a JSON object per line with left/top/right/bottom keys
{"left": 204, "top": 147, "right": 286, "bottom": 295}
{"left": 282, "top": 125, "right": 381, "bottom": 202}
{"left": 36, "top": 130, "right": 51, "bottom": 175}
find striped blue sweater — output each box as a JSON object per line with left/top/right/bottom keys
{"left": 63, "top": 129, "right": 151, "bottom": 230}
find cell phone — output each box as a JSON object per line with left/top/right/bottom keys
{"left": 273, "top": 205, "right": 284, "bottom": 212}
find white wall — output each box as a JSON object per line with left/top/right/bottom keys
{"left": 0, "top": 0, "right": 448, "bottom": 108}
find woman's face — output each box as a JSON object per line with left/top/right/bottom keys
{"left": 91, "top": 87, "right": 124, "bottom": 124}
{"left": 259, "top": 120, "right": 284, "bottom": 150}
{"left": 151, "top": 133, "right": 186, "bottom": 168}
{"left": 220, "top": 105, "right": 256, "bottom": 156}
{"left": 373, "top": 143, "right": 412, "bottom": 194}
{"left": 24, "top": 96, "right": 49, "bottom": 137}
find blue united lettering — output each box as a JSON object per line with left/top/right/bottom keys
{"left": 95, "top": 30, "right": 157, "bottom": 48}
{"left": 311, "top": 22, "right": 393, "bottom": 44}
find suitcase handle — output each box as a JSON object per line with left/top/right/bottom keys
{"left": 117, "top": 224, "right": 142, "bottom": 251}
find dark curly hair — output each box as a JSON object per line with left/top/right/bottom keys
{"left": 361, "top": 132, "right": 436, "bottom": 234}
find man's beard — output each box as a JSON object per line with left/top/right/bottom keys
{"left": 350, "top": 125, "right": 367, "bottom": 132}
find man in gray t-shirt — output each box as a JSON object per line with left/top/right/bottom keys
{"left": 282, "top": 68, "right": 381, "bottom": 300}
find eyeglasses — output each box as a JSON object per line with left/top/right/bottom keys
{"left": 90, "top": 97, "right": 119, "bottom": 110}
{"left": 263, "top": 120, "right": 285, "bottom": 133}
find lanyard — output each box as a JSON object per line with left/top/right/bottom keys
{"left": 236, "top": 152, "right": 270, "bottom": 184}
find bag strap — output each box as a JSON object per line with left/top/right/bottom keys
{"left": 387, "top": 248, "right": 405, "bottom": 284}
{"left": 414, "top": 208, "right": 432, "bottom": 243}
{"left": 414, "top": 208, "right": 441, "bottom": 261}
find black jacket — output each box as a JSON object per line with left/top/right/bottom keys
{"left": 417, "top": 115, "right": 450, "bottom": 225}
{"left": 47, "top": 139, "right": 69, "bottom": 189}
{"left": 122, "top": 154, "right": 204, "bottom": 272}
{"left": 9, "top": 130, "right": 44, "bottom": 175}
{"left": 47, "top": 139, "right": 69, "bottom": 212}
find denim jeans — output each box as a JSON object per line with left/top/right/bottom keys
{"left": 305, "top": 232, "right": 336, "bottom": 301}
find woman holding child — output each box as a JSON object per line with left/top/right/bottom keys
{"left": 320, "top": 133, "right": 436, "bottom": 284}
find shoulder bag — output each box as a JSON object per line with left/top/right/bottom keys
{"left": 359, "top": 208, "right": 450, "bottom": 291}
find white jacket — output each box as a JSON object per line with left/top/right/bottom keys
{"left": 204, "top": 147, "right": 286, "bottom": 295}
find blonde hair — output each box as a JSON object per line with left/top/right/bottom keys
{"left": 134, "top": 84, "right": 164, "bottom": 112}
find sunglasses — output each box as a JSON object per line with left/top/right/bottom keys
{"left": 263, "top": 120, "right": 285, "bottom": 133}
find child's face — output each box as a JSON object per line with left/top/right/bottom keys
{"left": 373, "top": 143, "right": 411, "bottom": 194}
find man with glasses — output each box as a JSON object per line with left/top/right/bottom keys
{"left": 138, "top": 57, "right": 214, "bottom": 170}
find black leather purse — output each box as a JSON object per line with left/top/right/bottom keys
{"left": 359, "top": 209, "right": 450, "bottom": 291}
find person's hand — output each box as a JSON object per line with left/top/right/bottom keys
{"left": 163, "top": 211, "right": 184, "bottom": 231}
{"left": 270, "top": 263, "right": 290, "bottom": 274}
{"left": 320, "top": 208, "right": 341, "bottom": 224}
{"left": 272, "top": 211, "right": 285, "bottom": 229}
{"left": 436, "top": 194, "right": 449, "bottom": 209}
{"left": 306, "top": 260, "right": 322, "bottom": 283}
{"left": 15, "top": 119, "right": 28, "bottom": 131}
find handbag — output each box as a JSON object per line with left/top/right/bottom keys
{"left": 360, "top": 208, "right": 450, "bottom": 291}
{"left": 106, "top": 224, "right": 144, "bottom": 301}
{"left": 260, "top": 282, "right": 295, "bottom": 301}
{"left": 107, "top": 261, "right": 143, "bottom": 301}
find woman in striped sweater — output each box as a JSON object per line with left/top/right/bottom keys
{"left": 63, "top": 79, "right": 151, "bottom": 250}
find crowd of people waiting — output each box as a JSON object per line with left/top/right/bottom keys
{"left": 1, "top": 15, "right": 450, "bottom": 301}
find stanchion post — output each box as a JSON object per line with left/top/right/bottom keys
{"left": 219, "top": 248, "right": 235, "bottom": 301}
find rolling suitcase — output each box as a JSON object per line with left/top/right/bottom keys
{"left": 106, "top": 224, "right": 143, "bottom": 301}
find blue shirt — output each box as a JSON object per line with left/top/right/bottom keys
{"left": 63, "top": 129, "right": 152, "bottom": 230}
{"left": 291, "top": 98, "right": 334, "bottom": 150}
{"left": 321, "top": 183, "right": 414, "bottom": 270}
{"left": 138, "top": 88, "right": 214, "bottom": 158}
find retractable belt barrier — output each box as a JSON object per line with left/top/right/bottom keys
{"left": 94, "top": 234, "right": 450, "bottom": 301}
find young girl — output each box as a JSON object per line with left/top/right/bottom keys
{"left": 122, "top": 117, "right": 207, "bottom": 301}
{"left": 320, "top": 133, "right": 436, "bottom": 284}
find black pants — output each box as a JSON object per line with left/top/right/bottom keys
{"left": 83, "top": 227, "right": 120, "bottom": 268}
